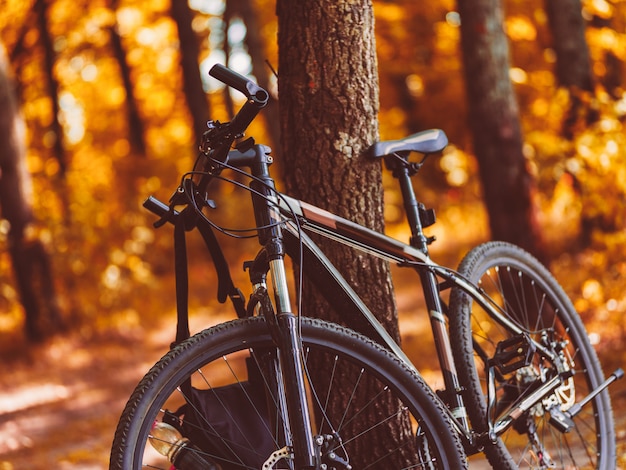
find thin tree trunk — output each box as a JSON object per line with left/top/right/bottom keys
{"left": 232, "top": 0, "right": 281, "bottom": 152}
{"left": 35, "top": 0, "right": 66, "bottom": 174}
{"left": 0, "top": 44, "right": 63, "bottom": 341}
{"left": 545, "top": 0, "right": 593, "bottom": 92}
{"left": 544, "top": 0, "right": 597, "bottom": 138}
{"left": 170, "top": 0, "right": 210, "bottom": 145}
{"left": 457, "top": 0, "right": 545, "bottom": 259}
{"left": 221, "top": 0, "right": 235, "bottom": 119}
{"left": 108, "top": 0, "right": 146, "bottom": 156}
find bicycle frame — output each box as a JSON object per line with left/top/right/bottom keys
{"left": 230, "top": 145, "right": 595, "bottom": 453}
{"left": 138, "top": 65, "right": 622, "bottom": 468}
{"left": 272, "top": 191, "right": 589, "bottom": 452}
{"left": 275, "top": 193, "right": 480, "bottom": 441}
{"left": 148, "top": 141, "right": 614, "bottom": 457}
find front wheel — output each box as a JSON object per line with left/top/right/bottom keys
{"left": 110, "top": 316, "right": 467, "bottom": 469}
{"left": 449, "top": 241, "right": 615, "bottom": 469}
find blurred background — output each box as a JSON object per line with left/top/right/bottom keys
{"left": 0, "top": 0, "right": 625, "bottom": 467}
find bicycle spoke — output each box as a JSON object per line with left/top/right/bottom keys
{"left": 449, "top": 242, "right": 615, "bottom": 469}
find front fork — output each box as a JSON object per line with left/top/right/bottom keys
{"left": 251, "top": 249, "right": 318, "bottom": 469}
{"left": 247, "top": 146, "right": 319, "bottom": 468}
{"left": 251, "top": 253, "right": 354, "bottom": 470}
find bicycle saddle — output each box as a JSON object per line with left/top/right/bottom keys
{"left": 368, "top": 129, "right": 448, "bottom": 157}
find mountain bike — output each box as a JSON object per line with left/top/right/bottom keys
{"left": 109, "top": 65, "right": 622, "bottom": 469}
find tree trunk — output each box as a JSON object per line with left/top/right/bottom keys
{"left": 457, "top": 0, "right": 545, "bottom": 259}
{"left": 232, "top": 0, "right": 281, "bottom": 153}
{"left": 35, "top": 0, "right": 66, "bottom": 174}
{"left": 0, "top": 44, "right": 63, "bottom": 342}
{"left": 544, "top": 0, "right": 597, "bottom": 137}
{"left": 277, "top": 0, "right": 398, "bottom": 341}
{"left": 545, "top": 0, "right": 593, "bottom": 92}
{"left": 277, "top": 0, "right": 412, "bottom": 465}
{"left": 108, "top": 0, "right": 146, "bottom": 156}
{"left": 170, "top": 0, "right": 210, "bottom": 146}
{"left": 221, "top": 1, "right": 236, "bottom": 119}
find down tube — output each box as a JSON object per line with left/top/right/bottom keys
{"left": 281, "top": 223, "right": 472, "bottom": 438}
{"left": 282, "top": 223, "right": 417, "bottom": 373}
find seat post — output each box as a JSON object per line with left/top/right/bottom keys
{"left": 388, "top": 155, "right": 430, "bottom": 254}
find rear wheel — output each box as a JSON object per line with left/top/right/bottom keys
{"left": 110, "top": 316, "right": 467, "bottom": 469}
{"left": 449, "top": 241, "right": 615, "bottom": 469}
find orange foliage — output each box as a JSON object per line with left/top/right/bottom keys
{"left": 0, "top": 0, "right": 625, "bottom": 367}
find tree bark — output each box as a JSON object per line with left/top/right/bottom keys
{"left": 108, "top": 0, "right": 146, "bottom": 156}
{"left": 170, "top": 0, "right": 210, "bottom": 146}
{"left": 277, "top": 0, "right": 398, "bottom": 341}
{"left": 277, "top": 0, "right": 413, "bottom": 465}
{"left": 457, "top": 0, "right": 545, "bottom": 259}
{"left": 544, "top": 0, "right": 597, "bottom": 137}
{"left": 230, "top": 0, "right": 281, "bottom": 153}
{"left": 0, "top": 51, "right": 32, "bottom": 235}
{"left": 221, "top": 0, "right": 236, "bottom": 119}
{"left": 35, "top": 0, "right": 66, "bottom": 174}
{"left": 0, "top": 44, "right": 63, "bottom": 341}
{"left": 545, "top": 0, "right": 593, "bottom": 92}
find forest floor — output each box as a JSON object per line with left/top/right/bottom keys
{"left": 0, "top": 309, "right": 625, "bottom": 468}
{"left": 0, "top": 323, "right": 172, "bottom": 468}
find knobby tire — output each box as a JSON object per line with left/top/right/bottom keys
{"left": 449, "top": 241, "right": 615, "bottom": 469}
{"left": 110, "top": 316, "right": 467, "bottom": 469}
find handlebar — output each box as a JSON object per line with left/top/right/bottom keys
{"left": 209, "top": 64, "right": 269, "bottom": 105}
{"left": 144, "top": 195, "right": 174, "bottom": 220}
{"left": 145, "top": 66, "right": 270, "bottom": 224}
{"left": 209, "top": 65, "right": 269, "bottom": 138}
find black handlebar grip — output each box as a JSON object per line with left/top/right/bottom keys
{"left": 143, "top": 196, "right": 170, "bottom": 217}
{"left": 209, "top": 64, "right": 269, "bottom": 107}
{"left": 228, "top": 100, "right": 264, "bottom": 137}
{"left": 143, "top": 196, "right": 181, "bottom": 227}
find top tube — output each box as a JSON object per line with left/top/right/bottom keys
{"left": 277, "top": 195, "right": 434, "bottom": 266}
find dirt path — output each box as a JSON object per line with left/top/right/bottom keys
{"left": 0, "top": 325, "right": 171, "bottom": 468}
{"left": 1, "top": 319, "right": 625, "bottom": 469}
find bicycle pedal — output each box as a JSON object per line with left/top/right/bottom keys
{"left": 491, "top": 334, "right": 535, "bottom": 375}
